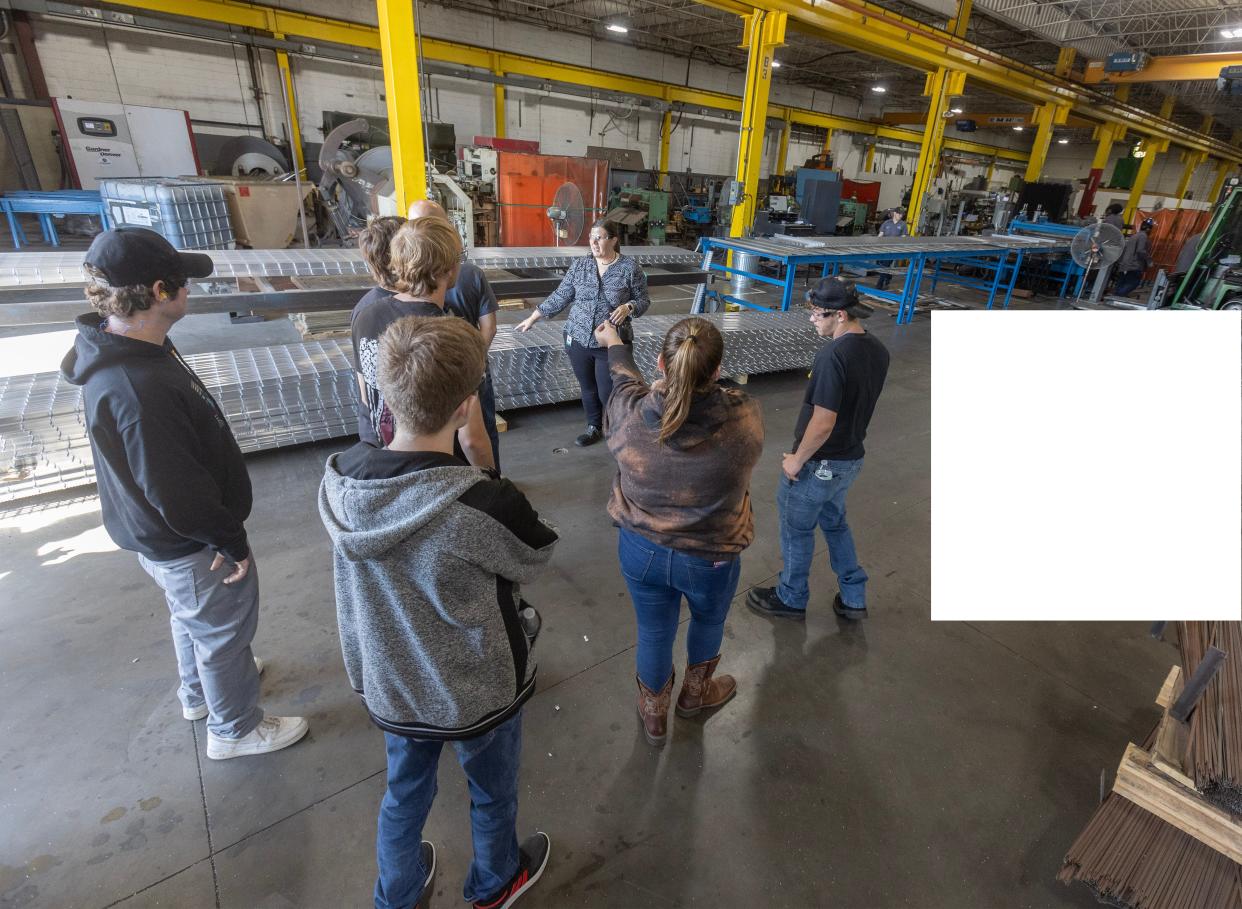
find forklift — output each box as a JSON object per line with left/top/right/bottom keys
{"left": 1168, "top": 181, "right": 1242, "bottom": 310}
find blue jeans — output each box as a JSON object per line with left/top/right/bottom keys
{"left": 776, "top": 458, "right": 867, "bottom": 611}
{"left": 1114, "top": 269, "right": 1143, "bottom": 296}
{"left": 375, "top": 712, "right": 523, "bottom": 909}
{"left": 618, "top": 527, "right": 742, "bottom": 691}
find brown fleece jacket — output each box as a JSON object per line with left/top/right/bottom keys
{"left": 604, "top": 345, "right": 764, "bottom": 561}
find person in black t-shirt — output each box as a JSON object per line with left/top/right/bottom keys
{"left": 748, "top": 277, "right": 890, "bottom": 622}
{"left": 351, "top": 216, "right": 406, "bottom": 438}
{"left": 351, "top": 216, "right": 495, "bottom": 470}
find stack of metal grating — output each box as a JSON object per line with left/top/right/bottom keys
{"left": 0, "top": 312, "right": 820, "bottom": 502}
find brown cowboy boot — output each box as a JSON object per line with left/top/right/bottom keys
{"left": 675, "top": 655, "right": 736, "bottom": 718}
{"left": 636, "top": 672, "right": 674, "bottom": 746}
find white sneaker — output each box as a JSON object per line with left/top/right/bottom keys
{"left": 181, "top": 656, "right": 266, "bottom": 721}
{"left": 206, "top": 715, "right": 309, "bottom": 760}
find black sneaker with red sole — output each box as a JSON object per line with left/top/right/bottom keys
{"left": 472, "top": 832, "right": 551, "bottom": 909}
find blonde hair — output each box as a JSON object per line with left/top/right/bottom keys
{"left": 658, "top": 318, "right": 724, "bottom": 444}
{"left": 377, "top": 316, "right": 486, "bottom": 436}
{"left": 389, "top": 216, "right": 460, "bottom": 297}
{"left": 358, "top": 216, "right": 406, "bottom": 288}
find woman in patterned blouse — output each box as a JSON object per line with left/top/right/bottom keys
{"left": 515, "top": 220, "right": 651, "bottom": 447}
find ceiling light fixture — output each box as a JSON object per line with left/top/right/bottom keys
{"left": 950, "top": 107, "right": 963, "bottom": 114}
{"left": 771, "top": 60, "right": 781, "bottom": 68}
{"left": 1057, "top": 138, "right": 1069, "bottom": 144}
{"left": 1222, "top": 28, "right": 1237, "bottom": 39}
{"left": 1013, "top": 126, "right": 1024, "bottom": 131}
{"left": 606, "top": 23, "right": 628, "bottom": 34}
{"left": 872, "top": 85, "right": 887, "bottom": 93}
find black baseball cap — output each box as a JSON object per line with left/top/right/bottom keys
{"left": 84, "top": 227, "right": 214, "bottom": 287}
{"left": 806, "top": 277, "right": 873, "bottom": 319}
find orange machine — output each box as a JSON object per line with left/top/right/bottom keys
{"left": 1138, "top": 207, "right": 1212, "bottom": 280}
{"left": 496, "top": 152, "right": 609, "bottom": 247}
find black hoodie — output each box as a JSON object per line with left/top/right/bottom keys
{"left": 60, "top": 314, "right": 252, "bottom": 562}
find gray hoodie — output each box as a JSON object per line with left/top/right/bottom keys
{"left": 319, "top": 445, "right": 557, "bottom": 739}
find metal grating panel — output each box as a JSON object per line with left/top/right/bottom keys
{"left": 0, "top": 246, "right": 703, "bottom": 288}
{"left": 0, "top": 313, "right": 821, "bottom": 502}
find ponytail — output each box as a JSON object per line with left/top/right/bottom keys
{"left": 658, "top": 318, "right": 724, "bottom": 444}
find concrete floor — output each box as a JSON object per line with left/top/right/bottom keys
{"left": 0, "top": 286, "right": 1180, "bottom": 909}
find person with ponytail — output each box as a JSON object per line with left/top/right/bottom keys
{"left": 593, "top": 316, "right": 764, "bottom": 747}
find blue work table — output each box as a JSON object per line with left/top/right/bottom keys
{"left": 693, "top": 233, "right": 1071, "bottom": 323}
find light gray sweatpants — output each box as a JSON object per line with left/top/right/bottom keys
{"left": 138, "top": 546, "right": 264, "bottom": 739}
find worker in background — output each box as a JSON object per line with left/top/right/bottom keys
{"left": 408, "top": 199, "right": 503, "bottom": 471}
{"left": 350, "top": 217, "right": 495, "bottom": 470}
{"left": 874, "top": 208, "right": 908, "bottom": 291}
{"left": 1101, "top": 202, "right": 1125, "bottom": 232}
{"left": 748, "top": 278, "right": 890, "bottom": 623}
{"left": 1114, "top": 218, "right": 1155, "bottom": 297}
{"left": 923, "top": 188, "right": 946, "bottom": 236}
{"left": 61, "top": 227, "right": 309, "bottom": 760}
{"left": 320, "top": 316, "right": 557, "bottom": 909}
{"left": 593, "top": 316, "right": 764, "bottom": 746}
{"left": 514, "top": 220, "right": 651, "bottom": 448}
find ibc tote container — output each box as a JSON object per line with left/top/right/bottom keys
{"left": 99, "top": 178, "right": 235, "bottom": 250}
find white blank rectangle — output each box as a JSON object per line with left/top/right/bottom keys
{"left": 931, "top": 310, "right": 1241, "bottom": 621}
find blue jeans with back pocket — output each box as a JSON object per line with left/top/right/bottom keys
{"left": 776, "top": 458, "right": 867, "bottom": 611}
{"left": 617, "top": 527, "right": 742, "bottom": 690}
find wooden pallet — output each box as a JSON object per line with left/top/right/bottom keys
{"left": 1110, "top": 665, "right": 1242, "bottom": 865}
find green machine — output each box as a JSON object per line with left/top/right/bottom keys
{"left": 1169, "top": 182, "right": 1242, "bottom": 310}
{"left": 604, "top": 187, "right": 670, "bottom": 245}
{"left": 837, "top": 199, "right": 868, "bottom": 235}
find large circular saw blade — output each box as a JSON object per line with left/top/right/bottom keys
{"left": 214, "top": 136, "right": 289, "bottom": 177}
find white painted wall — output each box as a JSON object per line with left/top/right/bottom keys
{"left": 21, "top": 0, "right": 1219, "bottom": 204}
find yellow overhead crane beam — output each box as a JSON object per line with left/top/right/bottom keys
{"left": 695, "top": 0, "right": 1240, "bottom": 163}
{"left": 88, "top": 0, "right": 1033, "bottom": 166}
{"left": 879, "top": 110, "right": 1095, "bottom": 129}
{"left": 1083, "top": 53, "right": 1242, "bottom": 85}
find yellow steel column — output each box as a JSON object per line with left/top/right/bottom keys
{"left": 946, "top": 0, "right": 971, "bottom": 37}
{"left": 265, "top": 14, "right": 306, "bottom": 175}
{"left": 1174, "top": 151, "right": 1207, "bottom": 207}
{"left": 1123, "top": 139, "right": 1167, "bottom": 224}
{"left": 776, "top": 109, "right": 792, "bottom": 176}
{"left": 729, "top": 9, "right": 786, "bottom": 237}
{"left": 658, "top": 109, "right": 672, "bottom": 191}
{"left": 1208, "top": 158, "right": 1232, "bottom": 204}
{"left": 275, "top": 47, "right": 305, "bottom": 173}
{"left": 376, "top": 0, "right": 428, "bottom": 211}
{"left": 822, "top": 126, "right": 833, "bottom": 155}
{"left": 1158, "top": 95, "right": 1175, "bottom": 119}
{"left": 907, "top": 67, "right": 964, "bottom": 233}
{"left": 490, "top": 54, "right": 505, "bottom": 138}
{"left": 1055, "top": 47, "right": 1075, "bottom": 78}
{"left": 1023, "top": 102, "right": 1068, "bottom": 183}
{"left": 907, "top": 0, "right": 969, "bottom": 233}
{"left": 985, "top": 158, "right": 995, "bottom": 184}
{"left": 864, "top": 142, "right": 876, "bottom": 173}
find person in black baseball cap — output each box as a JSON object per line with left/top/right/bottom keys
{"left": 85, "top": 226, "right": 214, "bottom": 290}
{"left": 805, "top": 276, "right": 874, "bottom": 325}
{"left": 747, "top": 274, "right": 891, "bottom": 624}
{"left": 61, "top": 227, "right": 310, "bottom": 760}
